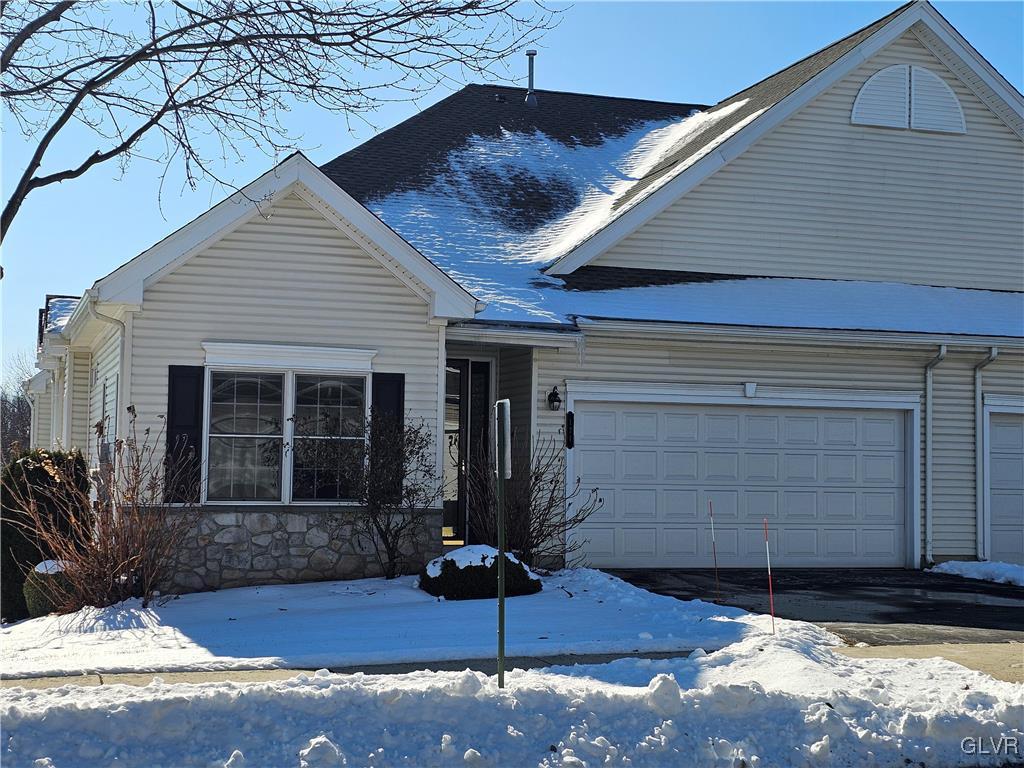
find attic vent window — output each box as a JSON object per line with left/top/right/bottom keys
{"left": 851, "top": 64, "right": 965, "bottom": 134}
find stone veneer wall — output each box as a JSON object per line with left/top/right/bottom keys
{"left": 169, "top": 507, "right": 443, "bottom": 592}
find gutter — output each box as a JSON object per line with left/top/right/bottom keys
{"left": 923, "top": 344, "right": 947, "bottom": 565}
{"left": 974, "top": 347, "right": 999, "bottom": 560}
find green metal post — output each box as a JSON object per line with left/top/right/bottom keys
{"left": 494, "top": 399, "right": 511, "bottom": 688}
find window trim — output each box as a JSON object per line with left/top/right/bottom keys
{"left": 201, "top": 365, "right": 372, "bottom": 506}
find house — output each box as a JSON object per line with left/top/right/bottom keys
{"left": 27, "top": 1, "right": 1024, "bottom": 590}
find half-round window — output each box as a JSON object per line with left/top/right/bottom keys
{"left": 851, "top": 64, "right": 965, "bottom": 134}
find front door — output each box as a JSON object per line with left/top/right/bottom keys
{"left": 443, "top": 358, "right": 491, "bottom": 544}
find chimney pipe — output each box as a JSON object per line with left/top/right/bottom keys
{"left": 525, "top": 49, "right": 538, "bottom": 107}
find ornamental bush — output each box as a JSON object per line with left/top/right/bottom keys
{"left": 419, "top": 546, "right": 542, "bottom": 601}
{"left": 23, "top": 564, "right": 70, "bottom": 618}
{"left": 1, "top": 448, "right": 89, "bottom": 622}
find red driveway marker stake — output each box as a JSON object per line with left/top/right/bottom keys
{"left": 709, "top": 499, "right": 721, "bottom": 604}
{"left": 763, "top": 517, "right": 776, "bottom": 635}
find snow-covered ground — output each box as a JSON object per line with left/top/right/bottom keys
{"left": 929, "top": 560, "right": 1024, "bottom": 587}
{"left": 3, "top": 622, "right": 1021, "bottom": 767}
{"left": 1, "top": 570, "right": 758, "bottom": 679}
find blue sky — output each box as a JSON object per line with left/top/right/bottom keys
{"left": 2, "top": 1, "right": 1022, "bottom": 363}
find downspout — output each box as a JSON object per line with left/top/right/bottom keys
{"left": 974, "top": 347, "right": 998, "bottom": 561}
{"left": 87, "top": 293, "right": 127, "bottom": 441}
{"left": 924, "top": 344, "right": 947, "bottom": 565}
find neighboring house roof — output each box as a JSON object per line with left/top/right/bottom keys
{"left": 37, "top": 295, "right": 80, "bottom": 346}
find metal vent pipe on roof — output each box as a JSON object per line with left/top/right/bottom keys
{"left": 525, "top": 49, "right": 538, "bottom": 107}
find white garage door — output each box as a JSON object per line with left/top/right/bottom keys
{"left": 573, "top": 402, "right": 906, "bottom": 568}
{"left": 989, "top": 413, "right": 1024, "bottom": 565}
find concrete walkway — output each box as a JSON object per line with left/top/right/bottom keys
{"left": 0, "top": 651, "right": 687, "bottom": 690}
{"left": 836, "top": 642, "right": 1024, "bottom": 684}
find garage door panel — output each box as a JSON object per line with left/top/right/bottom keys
{"left": 576, "top": 402, "right": 906, "bottom": 568}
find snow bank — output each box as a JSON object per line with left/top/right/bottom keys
{"left": 3, "top": 624, "right": 1020, "bottom": 767}
{"left": 424, "top": 545, "right": 534, "bottom": 578}
{"left": 0, "top": 569, "right": 755, "bottom": 678}
{"left": 929, "top": 560, "right": 1024, "bottom": 587}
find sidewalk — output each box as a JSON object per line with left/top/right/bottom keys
{"left": 0, "top": 651, "right": 688, "bottom": 690}
{"left": 835, "top": 642, "right": 1024, "bottom": 683}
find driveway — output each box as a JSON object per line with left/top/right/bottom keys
{"left": 611, "top": 568, "right": 1024, "bottom": 646}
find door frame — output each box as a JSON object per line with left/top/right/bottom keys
{"left": 442, "top": 354, "right": 497, "bottom": 544}
{"left": 564, "top": 381, "right": 923, "bottom": 568}
{"left": 980, "top": 393, "right": 1024, "bottom": 561}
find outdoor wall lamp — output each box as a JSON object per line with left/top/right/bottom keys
{"left": 547, "top": 385, "right": 562, "bottom": 411}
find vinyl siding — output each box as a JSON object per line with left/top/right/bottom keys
{"left": 533, "top": 334, "right": 1024, "bottom": 562}
{"left": 593, "top": 31, "right": 1024, "bottom": 292}
{"left": 497, "top": 346, "right": 534, "bottom": 449}
{"left": 87, "top": 328, "right": 120, "bottom": 462}
{"left": 129, "top": 193, "right": 441, "bottom": 456}
{"left": 69, "top": 351, "right": 91, "bottom": 452}
{"left": 30, "top": 381, "right": 53, "bottom": 449}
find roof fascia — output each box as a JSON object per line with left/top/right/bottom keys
{"left": 546, "top": 2, "right": 949, "bottom": 276}
{"left": 94, "top": 153, "right": 479, "bottom": 320}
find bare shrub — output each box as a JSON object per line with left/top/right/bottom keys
{"left": 333, "top": 412, "right": 442, "bottom": 580}
{"left": 468, "top": 434, "right": 603, "bottom": 568}
{"left": 1, "top": 407, "right": 201, "bottom": 614}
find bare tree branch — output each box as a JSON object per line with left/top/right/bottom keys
{"left": 1, "top": 1, "right": 556, "bottom": 242}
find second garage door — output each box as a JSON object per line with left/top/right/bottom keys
{"left": 573, "top": 401, "right": 907, "bottom": 568}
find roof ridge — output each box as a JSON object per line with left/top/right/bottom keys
{"left": 462, "top": 82, "right": 707, "bottom": 109}
{"left": 715, "top": 0, "right": 917, "bottom": 107}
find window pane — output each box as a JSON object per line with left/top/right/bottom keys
{"left": 208, "top": 372, "right": 283, "bottom": 436}
{"left": 293, "top": 376, "right": 364, "bottom": 438}
{"left": 208, "top": 436, "right": 281, "bottom": 501}
{"left": 292, "top": 438, "right": 364, "bottom": 501}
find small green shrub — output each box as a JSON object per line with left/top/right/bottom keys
{"left": 1, "top": 449, "right": 89, "bottom": 622}
{"left": 420, "top": 548, "right": 542, "bottom": 601}
{"left": 22, "top": 566, "right": 69, "bottom": 619}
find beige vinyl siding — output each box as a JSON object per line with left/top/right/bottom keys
{"left": 129, "top": 193, "right": 441, "bottom": 453}
{"left": 593, "top": 31, "right": 1024, "bottom": 292}
{"left": 87, "top": 328, "right": 120, "bottom": 462}
{"left": 30, "top": 381, "right": 53, "bottom": 449}
{"left": 497, "top": 346, "right": 534, "bottom": 449}
{"left": 984, "top": 355, "right": 1024, "bottom": 396}
{"left": 533, "top": 335, "right": 1024, "bottom": 562}
{"left": 68, "top": 351, "right": 91, "bottom": 452}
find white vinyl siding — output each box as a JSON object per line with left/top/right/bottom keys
{"left": 533, "top": 334, "right": 1024, "bottom": 562}
{"left": 593, "top": 31, "right": 1024, "bottom": 292}
{"left": 69, "top": 351, "right": 91, "bottom": 452}
{"left": 88, "top": 328, "right": 120, "bottom": 462}
{"left": 128, "top": 193, "right": 442, "bottom": 460}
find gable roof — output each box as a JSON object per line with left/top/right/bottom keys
{"left": 545, "top": 0, "right": 1024, "bottom": 275}
{"left": 92, "top": 153, "right": 479, "bottom": 320}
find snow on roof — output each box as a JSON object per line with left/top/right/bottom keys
{"left": 44, "top": 296, "right": 80, "bottom": 334}
{"left": 366, "top": 118, "right": 1021, "bottom": 338}
{"left": 367, "top": 114, "right": 705, "bottom": 321}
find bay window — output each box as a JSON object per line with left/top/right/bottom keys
{"left": 204, "top": 368, "right": 368, "bottom": 503}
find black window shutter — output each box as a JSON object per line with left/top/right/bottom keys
{"left": 371, "top": 372, "right": 405, "bottom": 428}
{"left": 166, "top": 365, "right": 204, "bottom": 503}
{"left": 370, "top": 373, "right": 405, "bottom": 502}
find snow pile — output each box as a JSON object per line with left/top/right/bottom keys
{"left": 424, "top": 545, "right": 534, "bottom": 578}
{"left": 32, "top": 560, "right": 64, "bottom": 575}
{"left": 3, "top": 623, "right": 1021, "bottom": 767}
{"left": 929, "top": 560, "right": 1024, "bottom": 587}
{"left": 1, "top": 569, "right": 756, "bottom": 678}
